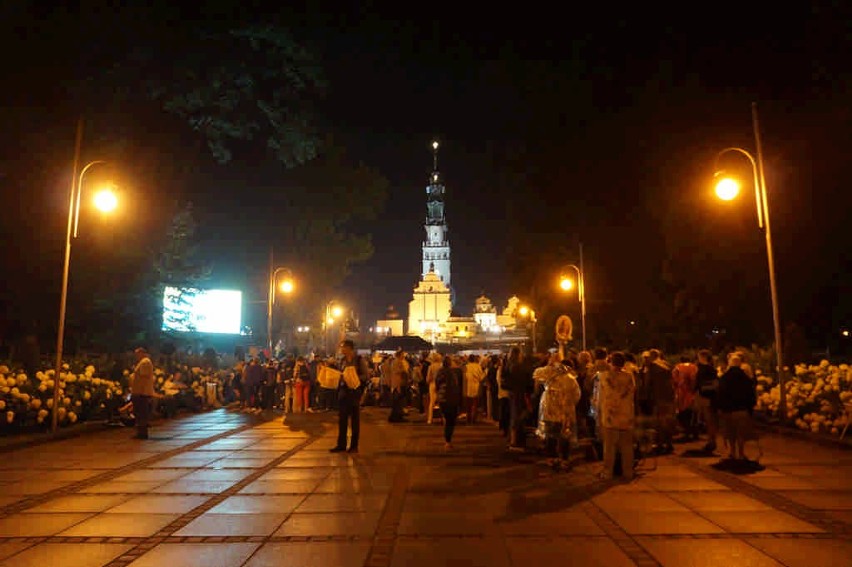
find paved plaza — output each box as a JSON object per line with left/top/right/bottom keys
{"left": 0, "top": 408, "right": 848, "bottom": 566}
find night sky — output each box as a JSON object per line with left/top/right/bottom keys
{"left": 1, "top": 2, "right": 850, "bottom": 352}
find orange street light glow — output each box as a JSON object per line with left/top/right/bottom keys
{"left": 715, "top": 177, "right": 740, "bottom": 201}
{"left": 331, "top": 306, "right": 343, "bottom": 318}
{"left": 518, "top": 306, "right": 529, "bottom": 317}
{"left": 279, "top": 279, "right": 294, "bottom": 294}
{"left": 559, "top": 277, "right": 573, "bottom": 291}
{"left": 93, "top": 188, "right": 118, "bottom": 212}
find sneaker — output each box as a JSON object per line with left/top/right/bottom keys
{"left": 329, "top": 447, "right": 346, "bottom": 453}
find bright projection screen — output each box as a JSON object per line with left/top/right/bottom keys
{"left": 162, "top": 287, "right": 242, "bottom": 334}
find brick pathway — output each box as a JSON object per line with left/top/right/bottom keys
{"left": 0, "top": 407, "right": 848, "bottom": 566}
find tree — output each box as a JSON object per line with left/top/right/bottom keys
{"left": 156, "top": 203, "right": 212, "bottom": 334}
{"left": 270, "top": 141, "right": 389, "bottom": 313}
{"left": 74, "top": 12, "right": 325, "bottom": 169}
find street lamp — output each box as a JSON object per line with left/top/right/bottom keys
{"left": 558, "top": 250, "right": 587, "bottom": 351}
{"left": 53, "top": 158, "right": 118, "bottom": 433}
{"left": 518, "top": 305, "right": 537, "bottom": 353}
{"left": 712, "top": 102, "right": 785, "bottom": 418}
{"left": 267, "top": 267, "right": 295, "bottom": 353}
{"left": 323, "top": 301, "right": 343, "bottom": 354}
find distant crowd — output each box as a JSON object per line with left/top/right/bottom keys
{"left": 214, "top": 344, "right": 758, "bottom": 478}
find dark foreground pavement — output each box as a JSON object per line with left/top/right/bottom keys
{"left": 0, "top": 406, "right": 848, "bottom": 566}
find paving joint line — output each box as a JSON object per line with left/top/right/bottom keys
{"left": 102, "top": 422, "right": 328, "bottom": 567}
{"left": 677, "top": 457, "right": 851, "bottom": 535}
{"left": 0, "top": 414, "right": 265, "bottom": 517}
{"left": 580, "top": 500, "right": 663, "bottom": 566}
{"left": 363, "top": 436, "right": 411, "bottom": 567}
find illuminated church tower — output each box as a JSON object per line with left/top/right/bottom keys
{"left": 422, "top": 140, "right": 451, "bottom": 287}
{"left": 408, "top": 140, "right": 453, "bottom": 339}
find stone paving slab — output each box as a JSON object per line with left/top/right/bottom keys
{"left": 636, "top": 537, "right": 783, "bottom": 566}
{"left": 0, "top": 407, "right": 847, "bottom": 565}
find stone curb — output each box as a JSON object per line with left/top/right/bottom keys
{"left": 754, "top": 421, "right": 852, "bottom": 451}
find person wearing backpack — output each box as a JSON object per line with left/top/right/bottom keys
{"left": 694, "top": 349, "right": 719, "bottom": 452}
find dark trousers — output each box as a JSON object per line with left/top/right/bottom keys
{"left": 262, "top": 383, "right": 276, "bottom": 410}
{"left": 545, "top": 436, "right": 571, "bottom": 460}
{"left": 389, "top": 389, "right": 405, "bottom": 422}
{"left": 336, "top": 396, "right": 360, "bottom": 450}
{"left": 132, "top": 394, "right": 152, "bottom": 437}
{"left": 498, "top": 398, "right": 511, "bottom": 436}
{"left": 441, "top": 403, "right": 459, "bottom": 443}
{"left": 465, "top": 396, "right": 478, "bottom": 424}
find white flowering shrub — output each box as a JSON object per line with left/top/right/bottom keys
{"left": 0, "top": 360, "right": 226, "bottom": 431}
{"left": 755, "top": 361, "right": 851, "bottom": 435}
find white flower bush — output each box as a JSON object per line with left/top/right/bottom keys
{"left": 755, "top": 361, "right": 851, "bottom": 435}
{"left": 0, "top": 360, "right": 227, "bottom": 431}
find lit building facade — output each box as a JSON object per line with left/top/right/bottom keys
{"left": 408, "top": 269, "right": 452, "bottom": 341}
{"left": 374, "top": 305, "right": 404, "bottom": 337}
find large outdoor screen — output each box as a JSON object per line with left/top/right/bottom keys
{"left": 162, "top": 287, "right": 242, "bottom": 334}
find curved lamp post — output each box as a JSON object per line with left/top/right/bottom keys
{"left": 712, "top": 102, "right": 785, "bottom": 418}
{"left": 558, "top": 254, "right": 587, "bottom": 351}
{"left": 53, "top": 157, "right": 117, "bottom": 433}
{"left": 267, "top": 267, "right": 295, "bottom": 353}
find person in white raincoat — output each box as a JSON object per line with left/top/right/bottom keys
{"left": 534, "top": 352, "right": 581, "bottom": 467}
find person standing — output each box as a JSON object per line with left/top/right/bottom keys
{"left": 130, "top": 347, "right": 155, "bottom": 440}
{"left": 425, "top": 352, "right": 442, "bottom": 424}
{"left": 534, "top": 352, "right": 581, "bottom": 468}
{"left": 503, "top": 346, "right": 533, "bottom": 451}
{"left": 389, "top": 349, "right": 410, "bottom": 422}
{"left": 645, "top": 349, "right": 675, "bottom": 454}
{"left": 717, "top": 352, "right": 757, "bottom": 460}
{"left": 435, "top": 355, "right": 462, "bottom": 449}
{"left": 463, "top": 354, "right": 485, "bottom": 424}
{"left": 293, "top": 356, "right": 311, "bottom": 412}
{"left": 598, "top": 351, "right": 636, "bottom": 480}
{"left": 496, "top": 356, "right": 511, "bottom": 437}
{"left": 672, "top": 355, "right": 698, "bottom": 440}
{"left": 694, "top": 350, "right": 719, "bottom": 452}
{"left": 242, "top": 358, "right": 264, "bottom": 412}
{"left": 330, "top": 340, "right": 369, "bottom": 454}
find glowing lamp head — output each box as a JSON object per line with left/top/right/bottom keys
{"left": 714, "top": 177, "right": 740, "bottom": 201}
{"left": 93, "top": 188, "right": 118, "bottom": 213}
{"left": 432, "top": 140, "right": 439, "bottom": 150}
{"left": 279, "top": 279, "right": 294, "bottom": 294}
{"left": 331, "top": 306, "right": 343, "bottom": 318}
{"left": 518, "top": 306, "right": 529, "bottom": 317}
{"left": 559, "top": 277, "right": 574, "bottom": 291}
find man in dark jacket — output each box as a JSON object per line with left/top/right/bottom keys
{"left": 717, "top": 353, "right": 757, "bottom": 460}
{"left": 330, "top": 340, "right": 369, "bottom": 454}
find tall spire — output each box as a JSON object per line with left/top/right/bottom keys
{"left": 431, "top": 139, "right": 439, "bottom": 182}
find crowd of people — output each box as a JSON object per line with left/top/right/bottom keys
{"left": 201, "top": 342, "right": 758, "bottom": 479}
